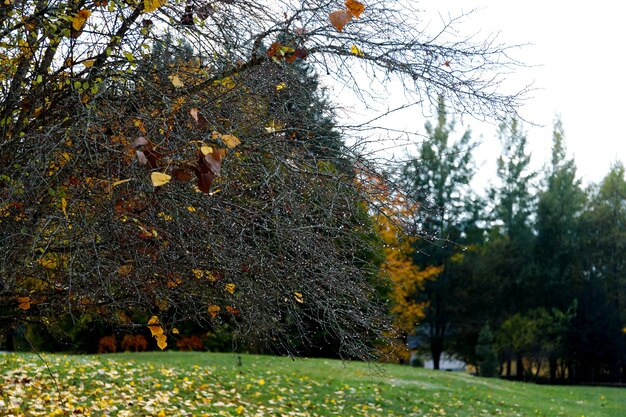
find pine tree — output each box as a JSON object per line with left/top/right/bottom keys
{"left": 400, "top": 98, "right": 478, "bottom": 370}
{"left": 475, "top": 323, "right": 499, "bottom": 377}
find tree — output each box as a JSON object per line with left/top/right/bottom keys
{"left": 572, "top": 163, "right": 626, "bottom": 383}
{"left": 1, "top": 0, "right": 525, "bottom": 355}
{"left": 371, "top": 175, "right": 441, "bottom": 362}
{"left": 469, "top": 119, "right": 537, "bottom": 366}
{"left": 400, "top": 98, "right": 478, "bottom": 369}
{"left": 533, "top": 119, "right": 586, "bottom": 311}
{"left": 475, "top": 323, "right": 498, "bottom": 377}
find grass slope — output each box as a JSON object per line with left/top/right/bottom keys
{"left": 1, "top": 351, "right": 624, "bottom": 416}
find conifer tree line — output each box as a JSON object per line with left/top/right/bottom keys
{"left": 390, "top": 100, "right": 626, "bottom": 385}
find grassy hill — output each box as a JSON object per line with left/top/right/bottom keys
{"left": 1, "top": 351, "right": 624, "bottom": 416}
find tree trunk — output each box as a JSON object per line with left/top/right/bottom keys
{"left": 432, "top": 345, "right": 442, "bottom": 370}
{"left": 516, "top": 354, "right": 524, "bottom": 380}
{"left": 506, "top": 357, "right": 511, "bottom": 378}
{"left": 549, "top": 356, "right": 558, "bottom": 384}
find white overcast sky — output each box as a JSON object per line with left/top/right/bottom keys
{"left": 445, "top": 0, "right": 626, "bottom": 189}
{"left": 336, "top": 1, "right": 626, "bottom": 190}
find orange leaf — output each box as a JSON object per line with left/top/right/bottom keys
{"left": 345, "top": 0, "right": 365, "bottom": 18}
{"left": 225, "top": 305, "right": 240, "bottom": 315}
{"left": 155, "top": 333, "right": 167, "bottom": 350}
{"left": 329, "top": 10, "right": 352, "bottom": 32}
{"left": 17, "top": 296, "right": 31, "bottom": 311}
{"left": 71, "top": 9, "right": 92, "bottom": 31}
{"left": 208, "top": 304, "right": 220, "bottom": 318}
{"left": 147, "top": 315, "right": 164, "bottom": 336}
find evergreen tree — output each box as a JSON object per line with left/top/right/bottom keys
{"left": 474, "top": 119, "right": 537, "bottom": 371}
{"left": 573, "top": 163, "right": 626, "bottom": 382}
{"left": 400, "top": 98, "right": 478, "bottom": 370}
{"left": 534, "top": 119, "right": 586, "bottom": 311}
{"left": 475, "top": 323, "right": 499, "bottom": 377}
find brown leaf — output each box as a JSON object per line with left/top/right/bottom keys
{"left": 172, "top": 167, "right": 193, "bottom": 181}
{"left": 345, "top": 0, "right": 365, "bottom": 18}
{"left": 266, "top": 42, "right": 281, "bottom": 58}
{"left": 196, "top": 172, "right": 215, "bottom": 193}
{"left": 204, "top": 152, "right": 222, "bottom": 176}
{"left": 143, "top": 148, "right": 162, "bottom": 168}
{"left": 329, "top": 10, "right": 352, "bottom": 32}
{"left": 294, "top": 48, "right": 308, "bottom": 60}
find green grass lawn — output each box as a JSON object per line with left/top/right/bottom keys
{"left": 0, "top": 351, "right": 624, "bottom": 416}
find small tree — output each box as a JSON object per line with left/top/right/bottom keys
{"left": 475, "top": 323, "right": 499, "bottom": 377}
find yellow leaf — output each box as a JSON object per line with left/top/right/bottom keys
{"left": 221, "top": 134, "right": 240, "bottom": 149}
{"left": 345, "top": 0, "right": 365, "bottom": 18}
{"left": 157, "top": 211, "right": 173, "bottom": 221}
{"left": 208, "top": 304, "right": 220, "bottom": 318}
{"left": 200, "top": 145, "right": 213, "bottom": 155}
{"left": 71, "top": 9, "right": 92, "bottom": 31}
{"left": 328, "top": 10, "right": 352, "bottom": 32}
{"left": 350, "top": 45, "right": 364, "bottom": 57}
{"left": 187, "top": 206, "right": 196, "bottom": 212}
{"left": 117, "top": 264, "right": 133, "bottom": 276}
{"left": 143, "top": 0, "right": 166, "bottom": 13}
{"left": 225, "top": 283, "right": 236, "bottom": 294}
{"left": 172, "top": 327, "right": 179, "bottom": 334}
{"left": 83, "top": 60, "right": 95, "bottom": 68}
{"left": 155, "top": 333, "right": 167, "bottom": 350}
{"left": 17, "top": 296, "right": 31, "bottom": 311}
{"left": 258, "top": 378, "right": 265, "bottom": 385}
{"left": 39, "top": 257, "right": 58, "bottom": 269}
{"left": 151, "top": 172, "right": 171, "bottom": 187}
{"left": 112, "top": 178, "right": 132, "bottom": 186}
{"left": 169, "top": 74, "right": 184, "bottom": 88}
{"left": 147, "top": 316, "right": 164, "bottom": 336}
{"left": 236, "top": 405, "right": 245, "bottom": 415}
{"left": 276, "top": 82, "right": 286, "bottom": 91}
{"left": 192, "top": 269, "right": 203, "bottom": 279}
{"left": 294, "top": 292, "right": 304, "bottom": 303}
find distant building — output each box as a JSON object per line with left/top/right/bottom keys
{"left": 423, "top": 353, "right": 466, "bottom": 371}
